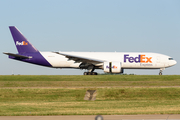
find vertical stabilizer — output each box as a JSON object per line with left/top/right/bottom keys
{"left": 9, "top": 26, "right": 38, "bottom": 53}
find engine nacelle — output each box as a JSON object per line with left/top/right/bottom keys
{"left": 103, "top": 61, "right": 123, "bottom": 73}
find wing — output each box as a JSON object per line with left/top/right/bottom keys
{"left": 54, "top": 52, "right": 104, "bottom": 64}
{"left": 3, "top": 52, "right": 30, "bottom": 59}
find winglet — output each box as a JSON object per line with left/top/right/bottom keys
{"left": 9, "top": 26, "right": 38, "bottom": 53}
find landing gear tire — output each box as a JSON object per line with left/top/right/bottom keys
{"left": 84, "top": 72, "right": 88, "bottom": 75}
{"left": 159, "top": 72, "right": 162, "bottom": 75}
{"left": 92, "top": 72, "right": 98, "bottom": 75}
{"left": 87, "top": 72, "right": 92, "bottom": 75}
{"left": 83, "top": 72, "right": 97, "bottom": 75}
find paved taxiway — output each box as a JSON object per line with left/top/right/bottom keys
{"left": 0, "top": 115, "right": 180, "bottom": 120}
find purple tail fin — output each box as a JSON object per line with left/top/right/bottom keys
{"left": 9, "top": 26, "right": 38, "bottom": 53}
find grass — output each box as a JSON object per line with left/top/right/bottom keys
{"left": 0, "top": 75, "right": 180, "bottom": 87}
{"left": 0, "top": 75, "right": 180, "bottom": 81}
{"left": 0, "top": 75, "right": 180, "bottom": 115}
{"left": 0, "top": 88, "right": 180, "bottom": 115}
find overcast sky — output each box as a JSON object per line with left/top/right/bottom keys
{"left": 0, "top": 0, "right": 179, "bottom": 75}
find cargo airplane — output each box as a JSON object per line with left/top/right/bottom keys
{"left": 4, "top": 26, "right": 177, "bottom": 75}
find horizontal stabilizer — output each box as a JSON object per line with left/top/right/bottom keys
{"left": 3, "top": 52, "right": 30, "bottom": 59}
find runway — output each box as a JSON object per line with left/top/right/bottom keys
{"left": 0, "top": 115, "right": 180, "bottom": 120}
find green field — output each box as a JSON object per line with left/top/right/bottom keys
{"left": 1, "top": 75, "right": 180, "bottom": 87}
{"left": 0, "top": 75, "right": 180, "bottom": 115}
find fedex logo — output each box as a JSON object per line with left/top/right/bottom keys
{"left": 16, "top": 41, "right": 28, "bottom": 46}
{"left": 106, "top": 65, "right": 117, "bottom": 69}
{"left": 124, "top": 54, "right": 152, "bottom": 63}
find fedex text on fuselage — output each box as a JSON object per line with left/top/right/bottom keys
{"left": 124, "top": 54, "right": 152, "bottom": 63}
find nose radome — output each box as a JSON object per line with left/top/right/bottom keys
{"left": 174, "top": 60, "right": 177, "bottom": 65}
{"left": 172, "top": 60, "right": 177, "bottom": 66}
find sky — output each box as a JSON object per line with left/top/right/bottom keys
{"left": 0, "top": 0, "right": 180, "bottom": 75}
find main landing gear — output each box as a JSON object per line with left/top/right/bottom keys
{"left": 83, "top": 65, "right": 98, "bottom": 75}
{"left": 84, "top": 72, "right": 98, "bottom": 75}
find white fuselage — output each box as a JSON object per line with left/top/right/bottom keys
{"left": 40, "top": 52, "right": 177, "bottom": 69}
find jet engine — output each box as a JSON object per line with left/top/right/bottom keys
{"left": 103, "top": 61, "right": 123, "bottom": 73}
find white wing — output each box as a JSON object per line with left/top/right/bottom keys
{"left": 54, "top": 52, "right": 104, "bottom": 64}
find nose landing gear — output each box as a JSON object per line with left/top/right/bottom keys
{"left": 159, "top": 68, "right": 165, "bottom": 75}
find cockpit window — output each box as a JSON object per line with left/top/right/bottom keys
{"left": 169, "top": 58, "right": 173, "bottom": 60}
